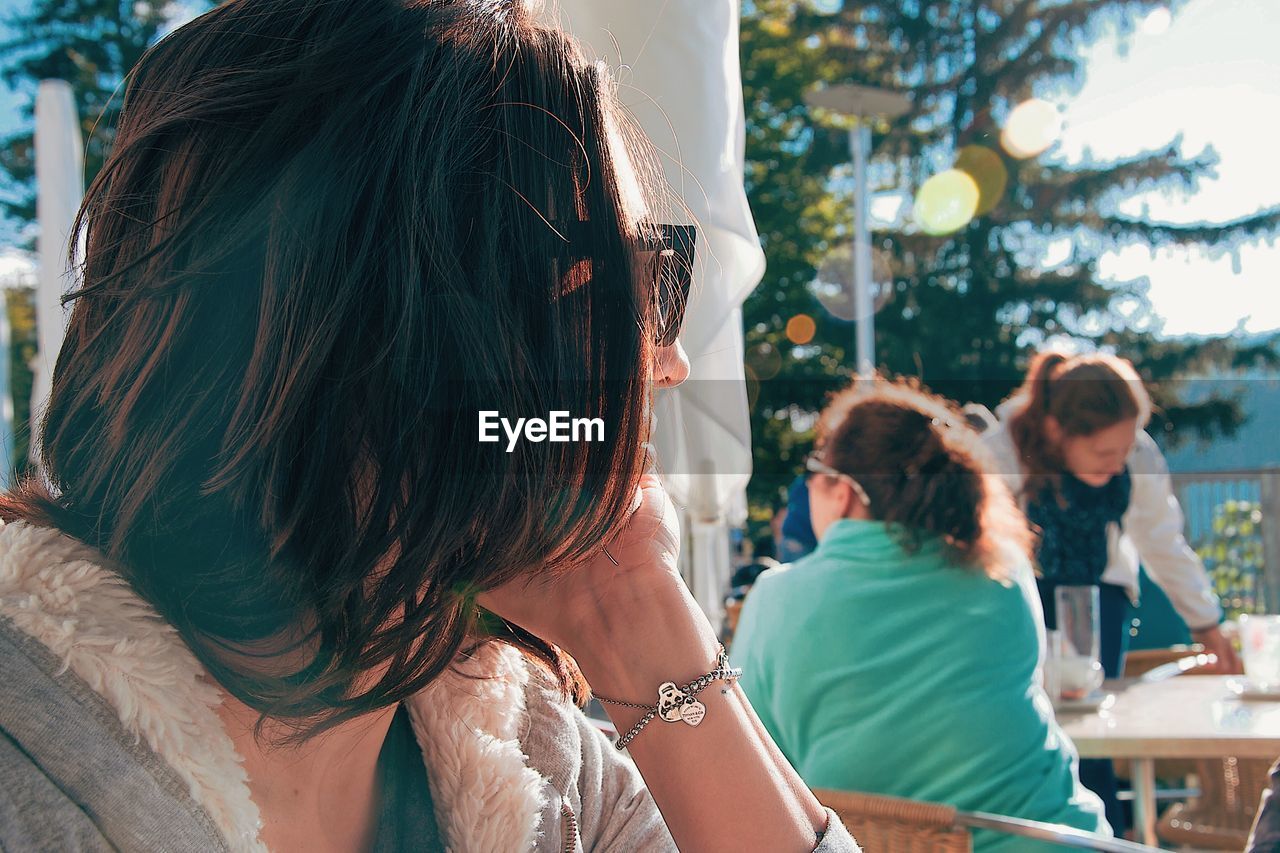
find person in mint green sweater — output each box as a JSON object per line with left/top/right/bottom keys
{"left": 733, "top": 380, "right": 1109, "bottom": 851}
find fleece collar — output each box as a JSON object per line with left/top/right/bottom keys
{"left": 0, "top": 520, "right": 548, "bottom": 852}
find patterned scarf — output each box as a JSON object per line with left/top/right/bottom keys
{"left": 1025, "top": 468, "right": 1132, "bottom": 586}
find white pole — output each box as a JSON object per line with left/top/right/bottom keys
{"left": 0, "top": 301, "right": 10, "bottom": 482}
{"left": 851, "top": 120, "right": 874, "bottom": 376}
{"left": 34, "top": 80, "right": 83, "bottom": 462}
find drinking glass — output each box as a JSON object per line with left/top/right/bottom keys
{"left": 1238, "top": 614, "right": 1280, "bottom": 687}
{"left": 1047, "top": 585, "right": 1104, "bottom": 702}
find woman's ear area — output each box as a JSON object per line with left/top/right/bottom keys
{"left": 808, "top": 475, "right": 858, "bottom": 537}
{"left": 831, "top": 479, "right": 870, "bottom": 521}
{"left": 845, "top": 490, "right": 871, "bottom": 521}
{"left": 1043, "top": 414, "right": 1063, "bottom": 446}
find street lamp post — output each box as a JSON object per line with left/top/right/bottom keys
{"left": 804, "top": 84, "right": 911, "bottom": 376}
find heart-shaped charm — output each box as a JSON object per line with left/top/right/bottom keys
{"left": 679, "top": 700, "right": 706, "bottom": 727}
{"left": 657, "top": 682, "right": 688, "bottom": 722}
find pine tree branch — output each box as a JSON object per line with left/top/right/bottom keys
{"left": 977, "top": 3, "right": 1095, "bottom": 103}
{"left": 1011, "top": 266, "right": 1117, "bottom": 307}
{"left": 972, "top": 0, "right": 1040, "bottom": 72}
{"left": 989, "top": 143, "right": 1217, "bottom": 228}
{"left": 1027, "top": 140, "right": 1213, "bottom": 196}
{"left": 980, "top": 1, "right": 1171, "bottom": 101}
{"left": 1096, "top": 208, "right": 1280, "bottom": 246}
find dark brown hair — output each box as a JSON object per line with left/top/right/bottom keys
{"left": 814, "top": 378, "right": 1032, "bottom": 578}
{"left": 1, "top": 0, "right": 672, "bottom": 739}
{"left": 1008, "top": 350, "right": 1152, "bottom": 499}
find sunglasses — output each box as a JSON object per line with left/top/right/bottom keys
{"left": 640, "top": 223, "right": 697, "bottom": 347}
{"left": 556, "top": 221, "right": 697, "bottom": 347}
{"left": 805, "top": 454, "right": 872, "bottom": 507}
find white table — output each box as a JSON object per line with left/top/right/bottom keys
{"left": 1056, "top": 676, "right": 1280, "bottom": 847}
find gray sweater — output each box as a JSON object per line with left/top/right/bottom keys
{"left": 0, "top": 520, "right": 858, "bottom": 852}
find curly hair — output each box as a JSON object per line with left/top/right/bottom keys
{"left": 814, "top": 378, "right": 1033, "bottom": 579}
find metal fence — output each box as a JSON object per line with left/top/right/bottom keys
{"left": 1171, "top": 468, "right": 1280, "bottom": 616}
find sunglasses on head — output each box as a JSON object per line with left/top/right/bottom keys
{"left": 555, "top": 221, "right": 697, "bottom": 347}
{"left": 804, "top": 454, "right": 872, "bottom": 507}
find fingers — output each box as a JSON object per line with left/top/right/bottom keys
{"left": 642, "top": 442, "right": 660, "bottom": 474}
{"left": 606, "top": 475, "right": 664, "bottom": 552}
{"left": 606, "top": 475, "right": 677, "bottom": 556}
{"left": 629, "top": 473, "right": 668, "bottom": 516}
{"left": 628, "top": 481, "right": 647, "bottom": 517}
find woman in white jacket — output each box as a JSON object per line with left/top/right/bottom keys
{"left": 982, "top": 349, "right": 1240, "bottom": 833}
{"left": 983, "top": 351, "right": 1237, "bottom": 666}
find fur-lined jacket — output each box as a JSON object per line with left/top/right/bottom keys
{"left": 0, "top": 520, "right": 858, "bottom": 852}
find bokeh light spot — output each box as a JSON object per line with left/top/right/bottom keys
{"left": 1000, "top": 98, "right": 1063, "bottom": 159}
{"left": 912, "top": 170, "right": 980, "bottom": 236}
{"left": 786, "top": 314, "right": 816, "bottom": 345}
{"left": 812, "top": 243, "right": 896, "bottom": 320}
{"left": 745, "top": 342, "right": 783, "bottom": 380}
{"left": 954, "top": 145, "right": 1008, "bottom": 216}
{"left": 1142, "top": 7, "right": 1172, "bottom": 35}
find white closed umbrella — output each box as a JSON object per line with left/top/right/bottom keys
{"left": 33, "top": 79, "right": 84, "bottom": 463}
{"left": 545, "top": 1, "right": 765, "bottom": 622}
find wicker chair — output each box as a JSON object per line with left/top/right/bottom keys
{"left": 1157, "top": 756, "right": 1273, "bottom": 850}
{"left": 1122, "top": 645, "right": 1213, "bottom": 679}
{"left": 814, "top": 789, "right": 971, "bottom": 852}
{"left": 1120, "top": 646, "right": 1273, "bottom": 849}
{"left": 814, "top": 789, "right": 1163, "bottom": 852}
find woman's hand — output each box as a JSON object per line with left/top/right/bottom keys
{"left": 476, "top": 475, "right": 686, "bottom": 660}
{"left": 1192, "top": 625, "right": 1244, "bottom": 675}
{"left": 479, "top": 475, "right": 840, "bottom": 852}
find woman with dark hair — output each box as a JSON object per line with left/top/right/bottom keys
{"left": 0, "top": 1, "right": 857, "bottom": 850}
{"left": 983, "top": 349, "right": 1240, "bottom": 833}
{"left": 731, "top": 380, "right": 1109, "bottom": 851}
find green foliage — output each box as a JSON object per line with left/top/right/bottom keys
{"left": 5, "top": 286, "right": 35, "bottom": 474}
{"left": 740, "top": 0, "right": 1280, "bottom": 520}
{"left": 4, "top": 0, "right": 1278, "bottom": 535}
{"left": 1196, "top": 499, "right": 1267, "bottom": 619}
{"left": 0, "top": 1, "right": 211, "bottom": 472}
{"left": 0, "top": 0, "right": 205, "bottom": 241}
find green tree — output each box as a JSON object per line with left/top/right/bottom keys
{"left": 1196, "top": 499, "right": 1266, "bottom": 618}
{"left": 0, "top": 0, "right": 203, "bottom": 239}
{"left": 1, "top": 2, "right": 210, "bottom": 472}
{"left": 740, "top": 0, "right": 1280, "bottom": 521}
{"left": 5, "top": 286, "right": 36, "bottom": 472}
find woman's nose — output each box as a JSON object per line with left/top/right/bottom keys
{"left": 654, "top": 339, "right": 690, "bottom": 388}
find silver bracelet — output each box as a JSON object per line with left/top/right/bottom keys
{"left": 593, "top": 645, "right": 743, "bottom": 750}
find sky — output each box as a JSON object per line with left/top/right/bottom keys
{"left": 0, "top": 0, "right": 29, "bottom": 257}
{"left": 1, "top": 0, "right": 1278, "bottom": 337}
{"left": 1053, "top": 0, "right": 1280, "bottom": 338}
